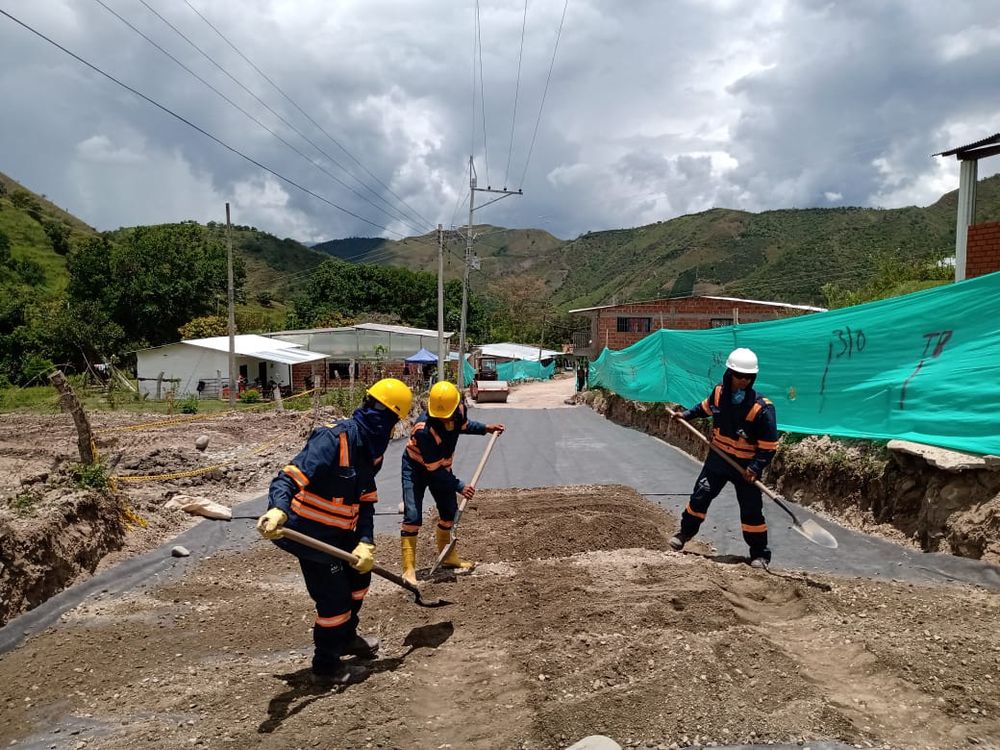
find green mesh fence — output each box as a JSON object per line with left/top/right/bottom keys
{"left": 498, "top": 360, "right": 555, "bottom": 382}
{"left": 462, "top": 359, "right": 555, "bottom": 384}
{"left": 589, "top": 272, "right": 1000, "bottom": 456}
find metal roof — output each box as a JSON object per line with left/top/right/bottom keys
{"left": 476, "top": 342, "right": 561, "bottom": 361}
{"left": 934, "top": 132, "right": 1000, "bottom": 158}
{"left": 265, "top": 322, "right": 454, "bottom": 338}
{"left": 181, "top": 334, "right": 327, "bottom": 365}
{"left": 569, "top": 295, "right": 826, "bottom": 314}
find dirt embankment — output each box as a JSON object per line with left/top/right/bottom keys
{"left": 582, "top": 390, "right": 1000, "bottom": 563}
{"left": 1, "top": 486, "right": 997, "bottom": 750}
{"left": 0, "top": 404, "right": 422, "bottom": 626}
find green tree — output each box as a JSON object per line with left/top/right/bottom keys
{"left": 67, "top": 225, "right": 245, "bottom": 351}
{"left": 178, "top": 315, "right": 229, "bottom": 340}
{"left": 42, "top": 219, "right": 71, "bottom": 255}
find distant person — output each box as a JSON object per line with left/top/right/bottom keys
{"left": 669, "top": 348, "right": 778, "bottom": 568}
{"left": 257, "top": 378, "right": 413, "bottom": 685}
{"left": 399, "top": 381, "right": 504, "bottom": 585}
{"left": 576, "top": 364, "right": 585, "bottom": 392}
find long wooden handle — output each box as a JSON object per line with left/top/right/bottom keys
{"left": 279, "top": 528, "right": 422, "bottom": 595}
{"left": 667, "top": 408, "right": 802, "bottom": 524}
{"left": 429, "top": 432, "right": 501, "bottom": 575}
{"left": 455, "top": 431, "right": 500, "bottom": 516}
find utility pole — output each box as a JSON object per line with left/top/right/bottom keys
{"left": 437, "top": 223, "right": 446, "bottom": 382}
{"left": 457, "top": 155, "right": 522, "bottom": 390}
{"left": 226, "top": 203, "right": 236, "bottom": 407}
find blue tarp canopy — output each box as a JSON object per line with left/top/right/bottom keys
{"left": 405, "top": 347, "right": 438, "bottom": 364}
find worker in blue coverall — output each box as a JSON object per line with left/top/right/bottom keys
{"left": 669, "top": 348, "right": 779, "bottom": 568}
{"left": 257, "top": 377, "right": 413, "bottom": 684}
{"left": 399, "top": 381, "right": 504, "bottom": 585}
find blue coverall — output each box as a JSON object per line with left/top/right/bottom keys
{"left": 400, "top": 402, "right": 487, "bottom": 538}
{"left": 679, "top": 370, "right": 779, "bottom": 561}
{"left": 265, "top": 414, "right": 385, "bottom": 675}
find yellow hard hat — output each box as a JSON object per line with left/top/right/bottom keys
{"left": 428, "top": 381, "right": 461, "bottom": 418}
{"left": 367, "top": 377, "right": 413, "bottom": 419}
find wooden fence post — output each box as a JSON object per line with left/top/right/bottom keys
{"left": 49, "top": 370, "right": 96, "bottom": 464}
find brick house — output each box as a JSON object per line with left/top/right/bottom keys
{"left": 569, "top": 295, "right": 825, "bottom": 359}
{"left": 935, "top": 132, "right": 1000, "bottom": 280}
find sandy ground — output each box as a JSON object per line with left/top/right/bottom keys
{"left": 1, "top": 486, "right": 998, "bottom": 750}
{"left": 470, "top": 372, "right": 578, "bottom": 409}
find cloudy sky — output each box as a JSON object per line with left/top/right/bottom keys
{"left": 1, "top": 0, "right": 998, "bottom": 243}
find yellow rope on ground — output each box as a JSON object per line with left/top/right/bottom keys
{"left": 112, "top": 463, "right": 231, "bottom": 483}
{"left": 110, "top": 435, "right": 290, "bottom": 484}
{"left": 98, "top": 413, "right": 213, "bottom": 434}
{"left": 120, "top": 501, "right": 149, "bottom": 528}
{"left": 97, "top": 388, "right": 321, "bottom": 432}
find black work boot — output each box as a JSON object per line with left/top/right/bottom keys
{"left": 343, "top": 633, "right": 380, "bottom": 659}
{"left": 668, "top": 533, "right": 689, "bottom": 551}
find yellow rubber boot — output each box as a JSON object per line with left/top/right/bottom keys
{"left": 435, "top": 527, "right": 476, "bottom": 570}
{"left": 400, "top": 536, "right": 418, "bottom": 586}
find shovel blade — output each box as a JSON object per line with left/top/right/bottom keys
{"left": 791, "top": 518, "right": 839, "bottom": 549}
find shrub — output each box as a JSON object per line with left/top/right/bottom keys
{"left": 179, "top": 395, "right": 199, "bottom": 414}
{"left": 71, "top": 462, "right": 109, "bottom": 491}
{"left": 10, "top": 491, "right": 40, "bottom": 515}
{"left": 240, "top": 388, "right": 261, "bottom": 404}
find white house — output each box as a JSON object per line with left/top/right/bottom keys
{"left": 134, "top": 334, "right": 327, "bottom": 399}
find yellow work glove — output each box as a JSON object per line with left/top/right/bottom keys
{"left": 350, "top": 542, "right": 376, "bottom": 573}
{"left": 256, "top": 508, "right": 288, "bottom": 540}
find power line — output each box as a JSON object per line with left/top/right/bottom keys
{"left": 92, "top": 0, "right": 429, "bottom": 237}
{"left": 475, "top": 0, "right": 490, "bottom": 186}
{"left": 182, "top": 0, "right": 437, "bottom": 233}
{"left": 503, "top": 0, "right": 528, "bottom": 190}
{"left": 133, "top": 0, "right": 434, "bottom": 235}
{"left": 0, "top": 7, "right": 404, "bottom": 236}
{"left": 518, "top": 0, "right": 569, "bottom": 188}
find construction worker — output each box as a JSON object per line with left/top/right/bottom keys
{"left": 669, "top": 347, "right": 779, "bottom": 567}
{"left": 400, "top": 381, "right": 504, "bottom": 584}
{"left": 257, "top": 377, "right": 413, "bottom": 684}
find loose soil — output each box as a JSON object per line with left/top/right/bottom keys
{"left": 1, "top": 486, "right": 998, "bottom": 750}
{"left": 1, "top": 380, "right": 999, "bottom": 750}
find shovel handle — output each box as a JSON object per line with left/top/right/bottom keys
{"left": 429, "top": 432, "right": 500, "bottom": 576}
{"left": 278, "top": 528, "right": 423, "bottom": 596}
{"left": 453, "top": 431, "right": 500, "bottom": 525}
{"left": 667, "top": 408, "right": 803, "bottom": 526}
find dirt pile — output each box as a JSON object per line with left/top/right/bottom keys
{"left": 0, "top": 489, "right": 125, "bottom": 623}
{"left": 1, "top": 486, "right": 997, "bottom": 750}
{"left": 585, "top": 390, "right": 1000, "bottom": 563}
{"left": 0, "top": 409, "right": 327, "bottom": 624}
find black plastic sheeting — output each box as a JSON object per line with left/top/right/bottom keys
{"left": 3, "top": 405, "right": 998, "bottom": 661}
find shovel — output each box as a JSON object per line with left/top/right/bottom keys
{"left": 173, "top": 499, "right": 449, "bottom": 607}
{"left": 278, "top": 528, "right": 450, "bottom": 608}
{"left": 667, "top": 409, "right": 838, "bottom": 549}
{"left": 429, "top": 431, "right": 500, "bottom": 575}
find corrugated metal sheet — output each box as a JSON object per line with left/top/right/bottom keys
{"left": 182, "top": 335, "right": 326, "bottom": 364}
{"left": 934, "top": 132, "right": 1000, "bottom": 157}
{"left": 477, "top": 342, "right": 560, "bottom": 361}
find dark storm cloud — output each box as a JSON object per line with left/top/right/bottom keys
{"left": 0, "top": 0, "right": 997, "bottom": 242}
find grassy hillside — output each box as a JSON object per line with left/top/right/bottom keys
{"left": 6, "top": 167, "right": 1000, "bottom": 320}
{"left": 304, "top": 175, "right": 1000, "bottom": 309}
{"left": 0, "top": 172, "right": 97, "bottom": 291}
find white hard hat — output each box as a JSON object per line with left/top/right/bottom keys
{"left": 726, "top": 347, "right": 759, "bottom": 374}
